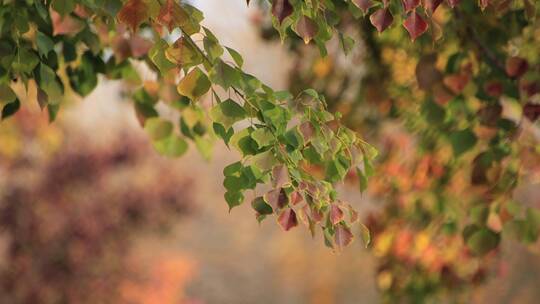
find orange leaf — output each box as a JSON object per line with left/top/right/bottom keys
{"left": 118, "top": 0, "right": 148, "bottom": 32}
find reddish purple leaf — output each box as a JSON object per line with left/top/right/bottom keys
{"left": 295, "top": 15, "right": 318, "bottom": 44}
{"left": 335, "top": 225, "right": 353, "bottom": 249}
{"left": 402, "top": 0, "right": 420, "bottom": 12}
{"left": 403, "top": 11, "right": 428, "bottom": 41}
{"left": 272, "top": 0, "right": 293, "bottom": 24}
{"left": 447, "top": 0, "right": 461, "bottom": 8}
{"left": 369, "top": 8, "right": 394, "bottom": 33}
{"left": 264, "top": 188, "right": 288, "bottom": 211}
{"left": 352, "top": 0, "right": 374, "bottom": 14}
{"left": 424, "top": 0, "right": 443, "bottom": 13}
{"left": 278, "top": 208, "right": 298, "bottom": 231}
{"left": 272, "top": 165, "right": 290, "bottom": 188}
{"left": 330, "top": 204, "right": 344, "bottom": 225}
{"left": 299, "top": 122, "right": 315, "bottom": 142}
{"left": 523, "top": 103, "right": 540, "bottom": 122}
{"left": 479, "top": 0, "right": 490, "bottom": 10}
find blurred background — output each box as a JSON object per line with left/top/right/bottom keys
{"left": 1, "top": 1, "right": 539, "bottom": 303}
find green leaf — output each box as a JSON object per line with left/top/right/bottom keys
{"left": 252, "top": 196, "right": 273, "bottom": 215}
{"left": 449, "top": 128, "right": 477, "bottom": 156}
{"left": 225, "top": 191, "right": 244, "bottom": 210}
{"left": 0, "top": 85, "right": 16, "bottom": 104}
{"left": 144, "top": 118, "right": 173, "bottom": 141}
{"left": 177, "top": 68, "right": 211, "bottom": 100}
{"left": 149, "top": 39, "right": 176, "bottom": 75}
{"left": 213, "top": 122, "right": 234, "bottom": 146}
{"left": 251, "top": 127, "right": 275, "bottom": 148}
{"left": 153, "top": 134, "right": 188, "bottom": 157}
{"left": 360, "top": 222, "right": 371, "bottom": 248}
{"left": 225, "top": 47, "right": 244, "bottom": 68}
{"left": 210, "top": 99, "right": 246, "bottom": 129}
{"left": 12, "top": 48, "right": 39, "bottom": 74}
{"left": 210, "top": 60, "right": 241, "bottom": 90}
{"left": 223, "top": 161, "right": 242, "bottom": 176}
{"left": 1, "top": 98, "right": 20, "bottom": 120}
{"left": 36, "top": 31, "right": 55, "bottom": 58}
{"left": 51, "top": 0, "right": 75, "bottom": 16}
{"left": 465, "top": 227, "right": 500, "bottom": 256}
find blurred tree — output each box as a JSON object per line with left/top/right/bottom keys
{"left": 252, "top": 0, "right": 540, "bottom": 302}
{"left": 0, "top": 109, "right": 195, "bottom": 303}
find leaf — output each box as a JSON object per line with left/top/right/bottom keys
{"left": 505, "top": 57, "right": 528, "bottom": 78}
{"left": 402, "top": 0, "right": 420, "bottom": 12}
{"left": 36, "top": 31, "right": 55, "bottom": 58}
{"left": 465, "top": 227, "right": 500, "bottom": 256}
{"left": 335, "top": 225, "right": 353, "bottom": 249}
{"left": 51, "top": 10, "right": 84, "bottom": 36}
{"left": 210, "top": 99, "right": 247, "bottom": 129}
{"left": 1, "top": 98, "right": 20, "bottom": 120}
{"left": 424, "top": 0, "right": 443, "bottom": 13}
{"left": 225, "top": 47, "right": 244, "bottom": 68}
{"left": 369, "top": 8, "right": 393, "bottom": 33}
{"left": 252, "top": 196, "right": 273, "bottom": 215}
{"left": 278, "top": 208, "right": 298, "bottom": 231}
{"left": 272, "top": 0, "right": 293, "bottom": 24}
{"left": 149, "top": 39, "right": 176, "bottom": 75}
{"left": 117, "top": 0, "right": 148, "bottom": 32}
{"left": 177, "top": 68, "right": 211, "bottom": 100}
{"left": 262, "top": 189, "right": 281, "bottom": 211}
{"left": 360, "top": 223, "right": 371, "bottom": 247}
{"left": 295, "top": 16, "right": 318, "bottom": 44}
{"left": 51, "top": 0, "right": 75, "bottom": 16}
{"left": 251, "top": 127, "right": 275, "bottom": 148}
{"left": 352, "top": 0, "right": 375, "bottom": 15}
{"left": 0, "top": 85, "right": 16, "bottom": 104}
{"left": 330, "top": 204, "right": 344, "bottom": 225}
{"left": 153, "top": 134, "right": 188, "bottom": 157}
{"left": 523, "top": 103, "right": 540, "bottom": 122}
{"left": 225, "top": 191, "right": 244, "bottom": 211}
{"left": 449, "top": 129, "right": 477, "bottom": 157}
{"left": 403, "top": 11, "right": 428, "bottom": 41}
{"left": 144, "top": 118, "right": 173, "bottom": 141}
{"left": 210, "top": 60, "right": 241, "bottom": 90}
{"left": 447, "top": 0, "right": 461, "bottom": 8}
{"left": 157, "top": 0, "right": 187, "bottom": 31}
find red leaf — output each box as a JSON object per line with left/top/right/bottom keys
{"left": 117, "top": 0, "right": 148, "bottom": 32}
{"left": 352, "top": 0, "right": 374, "bottom": 14}
{"left": 299, "top": 121, "right": 315, "bottom": 142}
{"left": 290, "top": 191, "right": 303, "bottom": 205}
{"left": 423, "top": 0, "right": 443, "bottom": 13}
{"left": 402, "top": 0, "right": 420, "bottom": 12}
{"left": 369, "top": 8, "right": 393, "bottom": 33}
{"left": 447, "top": 0, "right": 461, "bottom": 8}
{"left": 335, "top": 225, "right": 353, "bottom": 249}
{"left": 330, "top": 204, "right": 344, "bottom": 225}
{"left": 264, "top": 188, "right": 288, "bottom": 211}
{"left": 505, "top": 56, "right": 528, "bottom": 78}
{"left": 403, "top": 11, "right": 428, "bottom": 41}
{"left": 130, "top": 35, "right": 152, "bottom": 58}
{"left": 272, "top": 165, "right": 290, "bottom": 188}
{"left": 157, "top": 0, "right": 187, "bottom": 32}
{"left": 272, "top": 0, "right": 293, "bottom": 24}
{"left": 51, "top": 10, "right": 84, "bottom": 36}
{"left": 278, "top": 208, "right": 298, "bottom": 231}
{"left": 295, "top": 16, "right": 318, "bottom": 44}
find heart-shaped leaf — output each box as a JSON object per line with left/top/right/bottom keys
{"left": 369, "top": 8, "right": 394, "bottom": 33}
{"left": 403, "top": 11, "right": 428, "bottom": 41}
